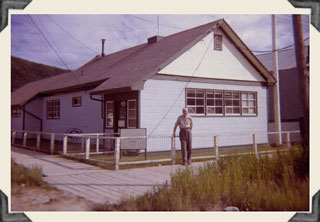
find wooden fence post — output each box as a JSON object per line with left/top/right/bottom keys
{"left": 63, "top": 136, "right": 68, "bottom": 155}
{"left": 36, "top": 133, "right": 41, "bottom": 150}
{"left": 214, "top": 136, "right": 219, "bottom": 162}
{"left": 171, "top": 136, "right": 176, "bottom": 165}
{"left": 253, "top": 134, "right": 259, "bottom": 159}
{"left": 50, "top": 133, "right": 55, "bottom": 154}
{"left": 114, "top": 137, "right": 120, "bottom": 171}
{"left": 23, "top": 132, "right": 28, "bottom": 147}
{"left": 12, "top": 131, "right": 16, "bottom": 144}
{"left": 85, "top": 137, "right": 90, "bottom": 160}
{"left": 286, "top": 132, "right": 291, "bottom": 149}
{"left": 96, "top": 136, "right": 99, "bottom": 153}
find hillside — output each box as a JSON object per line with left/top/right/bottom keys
{"left": 11, "top": 56, "right": 69, "bottom": 92}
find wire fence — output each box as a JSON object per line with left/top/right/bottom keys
{"left": 11, "top": 129, "right": 301, "bottom": 170}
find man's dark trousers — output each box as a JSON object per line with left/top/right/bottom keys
{"left": 179, "top": 129, "right": 192, "bottom": 164}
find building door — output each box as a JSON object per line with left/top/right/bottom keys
{"left": 114, "top": 100, "right": 127, "bottom": 133}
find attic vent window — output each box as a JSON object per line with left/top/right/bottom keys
{"left": 72, "top": 96, "right": 82, "bottom": 107}
{"left": 214, "top": 34, "right": 223, "bottom": 51}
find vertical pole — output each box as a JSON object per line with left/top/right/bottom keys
{"left": 85, "top": 137, "right": 90, "bottom": 160}
{"left": 23, "top": 132, "right": 28, "bottom": 147}
{"left": 272, "top": 14, "right": 282, "bottom": 145}
{"left": 12, "top": 131, "right": 16, "bottom": 144}
{"left": 286, "top": 132, "right": 291, "bottom": 149}
{"left": 36, "top": 133, "right": 41, "bottom": 150}
{"left": 63, "top": 136, "right": 68, "bottom": 155}
{"left": 114, "top": 137, "right": 120, "bottom": 171}
{"left": 96, "top": 136, "right": 99, "bottom": 153}
{"left": 50, "top": 133, "right": 55, "bottom": 154}
{"left": 171, "top": 136, "right": 176, "bottom": 165}
{"left": 253, "top": 134, "right": 259, "bottom": 159}
{"left": 214, "top": 136, "right": 219, "bottom": 162}
{"left": 293, "top": 14, "right": 309, "bottom": 148}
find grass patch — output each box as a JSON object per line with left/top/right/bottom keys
{"left": 11, "top": 160, "right": 50, "bottom": 194}
{"left": 92, "top": 145, "right": 309, "bottom": 211}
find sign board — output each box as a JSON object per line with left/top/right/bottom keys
{"left": 120, "top": 128, "right": 147, "bottom": 150}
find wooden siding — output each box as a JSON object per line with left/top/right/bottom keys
{"left": 41, "top": 91, "right": 103, "bottom": 134}
{"left": 140, "top": 79, "right": 269, "bottom": 152}
{"left": 158, "top": 29, "right": 265, "bottom": 82}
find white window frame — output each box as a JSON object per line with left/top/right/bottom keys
{"left": 47, "top": 100, "right": 60, "bottom": 119}
{"left": 72, "top": 96, "right": 82, "bottom": 107}
{"left": 186, "top": 89, "right": 205, "bottom": 116}
{"left": 241, "top": 92, "right": 257, "bottom": 116}
{"left": 105, "top": 101, "right": 114, "bottom": 128}
{"left": 127, "top": 99, "right": 137, "bottom": 128}
{"left": 206, "top": 90, "right": 223, "bottom": 116}
{"left": 224, "top": 91, "right": 241, "bottom": 116}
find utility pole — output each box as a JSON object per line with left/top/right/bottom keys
{"left": 272, "top": 14, "right": 282, "bottom": 145}
{"left": 292, "top": 14, "right": 309, "bottom": 148}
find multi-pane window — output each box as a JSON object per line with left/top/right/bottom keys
{"left": 72, "top": 96, "right": 81, "bottom": 107}
{"left": 214, "top": 34, "right": 223, "bottom": 51}
{"left": 224, "top": 91, "right": 240, "bottom": 115}
{"left": 241, "top": 92, "right": 257, "bottom": 115}
{"left": 105, "top": 101, "right": 114, "bottom": 128}
{"left": 206, "top": 90, "right": 223, "bottom": 115}
{"left": 186, "top": 89, "right": 205, "bottom": 115}
{"left": 47, "top": 100, "right": 60, "bottom": 119}
{"left": 186, "top": 88, "right": 257, "bottom": 116}
{"left": 11, "top": 108, "right": 21, "bottom": 117}
{"left": 127, "top": 99, "right": 137, "bottom": 128}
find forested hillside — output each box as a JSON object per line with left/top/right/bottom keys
{"left": 11, "top": 56, "right": 69, "bottom": 91}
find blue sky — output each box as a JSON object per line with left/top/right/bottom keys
{"left": 11, "top": 14, "right": 310, "bottom": 70}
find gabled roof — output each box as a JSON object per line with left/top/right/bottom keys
{"left": 11, "top": 19, "right": 274, "bottom": 106}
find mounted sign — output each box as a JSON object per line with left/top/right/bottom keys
{"left": 119, "top": 128, "right": 147, "bottom": 150}
{"left": 120, "top": 101, "right": 126, "bottom": 107}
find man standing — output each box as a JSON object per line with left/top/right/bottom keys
{"left": 173, "top": 108, "right": 193, "bottom": 165}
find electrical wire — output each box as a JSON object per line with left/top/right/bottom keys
{"left": 46, "top": 15, "right": 99, "bottom": 55}
{"left": 27, "top": 15, "right": 82, "bottom": 85}
{"left": 128, "top": 15, "right": 185, "bottom": 30}
{"left": 149, "top": 24, "right": 218, "bottom": 136}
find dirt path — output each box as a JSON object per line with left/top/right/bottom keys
{"left": 11, "top": 186, "right": 95, "bottom": 211}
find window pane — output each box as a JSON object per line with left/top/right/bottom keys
{"left": 234, "top": 107, "right": 240, "bottom": 113}
{"left": 128, "top": 100, "right": 136, "bottom": 109}
{"left": 234, "top": 100, "right": 240, "bottom": 106}
{"left": 196, "top": 90, "right": 204, "bottom": 97}
{"left": 216, "top": 107, "right": 223, "bottom": 114}
{"left": 187, "top": 90, "right": 195, "bottom": 97}
{"left": 196, "top": 99, "right": 204, "bottom": 105}
{"left": 187, "top": 98, "right": 195, "bottom": 106}
{"left": 248, "top": 93, "right": 255, "bottom": 99}
{"left": 188, "top": 107, "right": 195, "bottom": 114}
{"left": 196, "top": 107, "right": 204, "bottom": 114}
{"left": 128, "top": 119, "right": 136, "bottom": 128}
{"left": 226, "top": 107, "right": 232, "bottom": 113}
{"left": 216, "top": 99, "right": 222, "bottom": 106}
{"left": 207, "top": 107, "right": 214, "bottom": 114}
{"left": 128, "top": 110, "right": 136, "bottom": 118}
{"left": 249, "top": 101, "right": 255, "bottom": 106}
{"left": 207, "top": 91, "right": 214, "bottom": 98}
{"left": 225, "top": 100, "right": 232, "bottom": 106}
{"left": 207, "top": 99, "right": 214, "bottom": 106}
{"left": 215, "top": 92, "right": 222, "bottom": 98}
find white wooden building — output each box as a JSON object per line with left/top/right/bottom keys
{"left": 11, "top": 19, "right": 275, "bottom": 151}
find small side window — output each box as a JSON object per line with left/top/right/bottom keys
{"left": 72, "top": 96, "right": 82, "bottom": 107}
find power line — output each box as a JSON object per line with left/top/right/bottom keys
{"left": 46, "top": 15, "right": 99, "bottom": 55}
{"left": 27, "top": 15, "right": 82, "bottom": 85}
{"left": 149, "top": 24, "right": 218, "bottom": 136}
{"left": 26, "top": 15, "right": 65, "bottom": 68}
{"left": 128, "top": 15, "right": 184, "bottom": 31}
